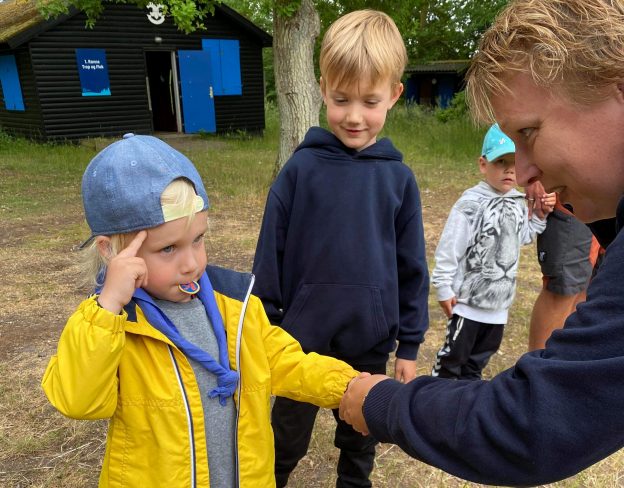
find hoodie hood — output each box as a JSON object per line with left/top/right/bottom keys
{"left": 295, "top": 127, "right": 403, "bottom": 162}
{"left": 463, "top": 180, "right": 525, "bottom": 201}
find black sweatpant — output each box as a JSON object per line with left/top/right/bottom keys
{"left": 431, "top": 314, "right": 504, "bottom": 380}
{"left": 272, "top": 362, "right": 387, "bottom": 488}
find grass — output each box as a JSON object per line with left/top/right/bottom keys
{"left": 1, "top": 104, "right": 623, "bottom": 487}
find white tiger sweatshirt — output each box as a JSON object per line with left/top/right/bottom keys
{"left": 432, "top": 180, "right": 547, "bottom": 324}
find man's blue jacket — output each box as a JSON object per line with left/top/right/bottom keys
{"left": 364, "top": 199, "right": 624, "bottom": 486}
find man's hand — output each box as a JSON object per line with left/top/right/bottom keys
{"left": 340, "top": 374, "right": 391, "bottom": 435}
{"left": 346, "top": 371, "right": 371, "bottom": 391}
{"left": 97, "top": 231, "right": 148, "bottom": 314}
{"left": 394, "top": 358, "right": 417, "bottom": 383}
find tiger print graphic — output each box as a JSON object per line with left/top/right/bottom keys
{"left": 458, "top": 197, "right": 524, "bottom": 310}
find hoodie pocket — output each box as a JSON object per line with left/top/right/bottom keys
{"left": 281, "top": 283, "right": 390, "bottom": 358}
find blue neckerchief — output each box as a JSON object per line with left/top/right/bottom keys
{"left": 99, "top": 271, "right": 239, "bottom": 406}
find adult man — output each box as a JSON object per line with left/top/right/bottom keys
{"left": 340, "top": 0, "right": 624, "bottom": 485}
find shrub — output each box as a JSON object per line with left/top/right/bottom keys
{"left": 435, "top": 90, "right": 468, "bottom": 123}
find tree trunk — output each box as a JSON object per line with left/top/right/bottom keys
{"left": 272, "top": 0, "right": 322, "bottom": 177}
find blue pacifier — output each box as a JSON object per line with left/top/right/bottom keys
{"left": 178, "top": 281, "right": 200, "bottom": 295}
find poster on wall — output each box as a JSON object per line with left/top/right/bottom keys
{"left": 75, "top": 48, "right": 111, "bottom": 96}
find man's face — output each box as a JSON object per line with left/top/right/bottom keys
{"left": 492, "top": 73, "right": 624, "bottom": 223}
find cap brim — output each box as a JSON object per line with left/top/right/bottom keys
{"left": 485, "top": 147, "right": 515, "bottom": 162}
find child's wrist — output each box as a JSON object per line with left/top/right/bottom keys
{"left": 96, "top": 293, "right": 123, "bottom": 315}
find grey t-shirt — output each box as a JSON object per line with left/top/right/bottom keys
{"left": 155, "top": 298, "right": 236, "bottom": 487}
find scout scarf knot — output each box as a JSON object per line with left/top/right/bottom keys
{"left": 130, "top": 272, "right": 239, "bottom": 406}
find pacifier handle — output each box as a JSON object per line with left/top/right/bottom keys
{"left": 179, "top": 281, "right": 200, "bottom": 295}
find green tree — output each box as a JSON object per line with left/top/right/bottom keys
{"left": 229, "top": 0, "right": 508, "bottom": 105}
{"left": 37, "top": 0, "right": 219, "bottom": 33}
{"left": 230, "top": 0, "right": 507, "bottom": 171}
{"left": 314, "top": 0, "right": 508, "bottom": 62}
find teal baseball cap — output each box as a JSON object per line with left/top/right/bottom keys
{"left": 481, "top": 123, "right": 515, "bottom": 162}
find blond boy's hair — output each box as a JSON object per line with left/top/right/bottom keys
{"left": 320, "top": 9, "right": 407, "bottom": 89}
{"left": 466, "top": 0, "right": 624, "bottom": 123}
{"left": 81, "top": 179, "right": 203, "bottom": 288}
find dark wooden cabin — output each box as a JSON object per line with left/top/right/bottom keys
{"left": 0, "top": 0, "right": 272, "bottom": 140}
{"left": 405, "top": 60, "right": 469, "bottom": 109}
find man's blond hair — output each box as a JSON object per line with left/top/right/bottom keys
{"left": 466, "top": 0, "right": 624, "bottom": 123}
{"left": 320, "top": 9, "right": 407, "bottom": 89}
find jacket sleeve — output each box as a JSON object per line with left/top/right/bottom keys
{"left": 394, "top": 176, "right": 430, "bottom": 360}
{"left": 247, "top": 295, "right": 358, "bottom": 408}
{"left": 41, "top": 297, "right": 125, "bottom": 420}
{"left": 520, "top": 207, "right": 548, "bottom": 245}
{"left": 431, "top": 207, "right": 471, "bottom": 302}
{"left": 252, "top": 188, "right": 288, "bottom": 325}
{"left": 362, "top": 231, "right": 624, "bottom": 486}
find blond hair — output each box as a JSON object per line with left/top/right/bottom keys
{"left": 466, "top": 0, "right": 624, "bottom": 123}
{"left": 81, "top": 178, "right": 203, "bottom": 288}
{"left": 320, "top": 9, "right": 407, "bottom": 89}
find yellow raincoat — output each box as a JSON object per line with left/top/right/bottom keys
{"left": 42, "top": 266, "right": 358, "bottom": 487}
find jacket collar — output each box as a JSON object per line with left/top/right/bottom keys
{"left": 121, "top": 265, "right": 254, "bottom": 343}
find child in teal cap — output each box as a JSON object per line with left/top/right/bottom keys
{"left": 430, "top": 124, "right": 555, "bottom": 380}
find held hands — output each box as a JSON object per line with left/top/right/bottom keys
{"left": 525, "top": 181, "right": 556, "bottom": 219}
{"left": 340, "top": 374, "right": 391, "bottom": 435}
{"left": 97, "top": 231, "right": 148, "bottom": 314}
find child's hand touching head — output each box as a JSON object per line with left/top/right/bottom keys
{"left": 97, "top": 231, "right": 148, "bottom": 314}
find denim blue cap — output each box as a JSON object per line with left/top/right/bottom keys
{"left": 81, "top": 133, "right": 209, "bottom": 242}
{"left": 481, "top": 123, "right": 515, "bottom": 162}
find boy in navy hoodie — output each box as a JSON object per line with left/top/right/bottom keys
{"left": 252, "top": 9, "right": 429, "bottom": 488}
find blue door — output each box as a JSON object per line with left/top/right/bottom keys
{"left": 178, "top": 50, "right": 216, "bottom": 133}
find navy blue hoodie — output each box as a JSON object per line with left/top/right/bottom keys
{"left": 252, "top": 127, "right": 429, "bottom": 365}
{"left": 363, "top": 199, "right": 624, "bottom": 485}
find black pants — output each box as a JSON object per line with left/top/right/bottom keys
{"left": 431, "top": 314, "right": 504, "bottom": 380}
{"left": 272, "top": 362, "right": 387, "bottom": 488}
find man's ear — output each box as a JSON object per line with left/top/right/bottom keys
{"left": 95, "top": 236, "right": 113, "bottom": 260}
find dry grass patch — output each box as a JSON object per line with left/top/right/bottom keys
{"left": 0, "top": 354, "right": 105, "bottom": 487}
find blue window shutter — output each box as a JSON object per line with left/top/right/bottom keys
{"left": 219, "top": 40, "right": 242, "bottom": 95}
{"left": 201, "top": 39, "right": 223, "bottom": 96}
{"left": 0, "top": 55, "right": 25, "bottom": 111}
{"left": 201, "top": 39, "right": 242, "bottom": 96}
